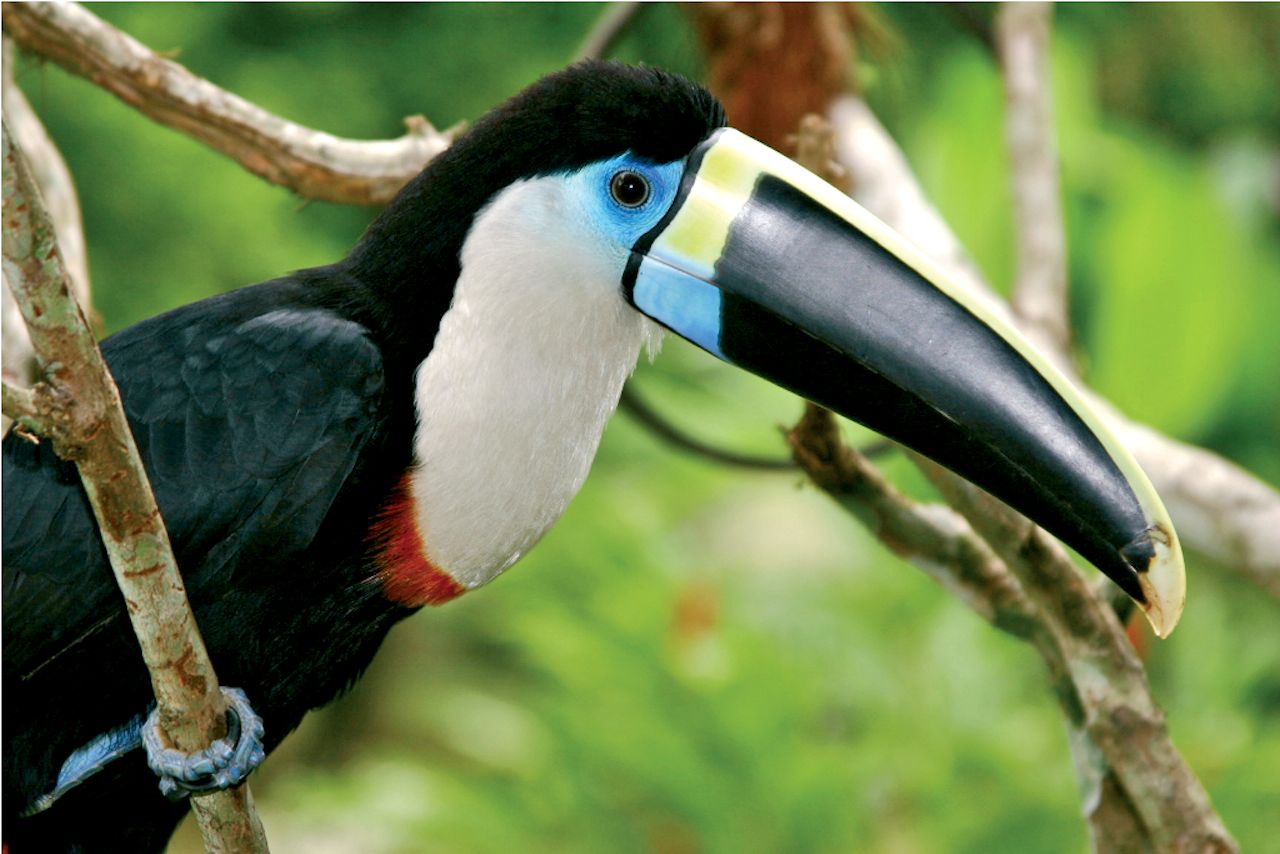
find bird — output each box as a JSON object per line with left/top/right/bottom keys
{"left": 2, "top": 61, "right": 1185, "bottom": 852}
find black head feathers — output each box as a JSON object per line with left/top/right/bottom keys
{"left": 346, "top": 63, "right": 725, "bottom": 285}
{"left": 458, "top": 60, "right": 727, "bottom": 174}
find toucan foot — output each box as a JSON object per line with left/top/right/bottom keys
{"left": 141, "top": 687, "right": 265, "bottom": 801}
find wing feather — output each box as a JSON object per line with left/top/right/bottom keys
{"left": 2, "top": 286, "right": 386, "bottom": 679}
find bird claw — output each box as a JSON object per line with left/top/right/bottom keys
{"left": 141, "top": 687, "right": 265, "bottom": 801}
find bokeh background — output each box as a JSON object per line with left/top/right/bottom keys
{"left": 9, "top": 3, "right": 1279, "bottom": 851}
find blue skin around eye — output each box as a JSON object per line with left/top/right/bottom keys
{"left": 570, "top": 155, "right": 725, "bottom": 358}
{"left": 573, "top": 154, "right": 684, "bottom": 250}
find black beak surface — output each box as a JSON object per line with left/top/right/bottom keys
{"left": 627, "top": 129, "right": 1184, "bottom": 635}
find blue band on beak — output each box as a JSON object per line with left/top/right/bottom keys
{"left": 631, "top": 257, "right": 725, "bottom": 359}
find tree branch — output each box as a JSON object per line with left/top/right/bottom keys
{"left": 917, "top": 457, "right": 1236, "bottom": 852}
{"left": 1102, "top": 404, "right": 1280, "bottom": 598}
{"left": 2, "top": 37, "right": 90, "bottom": 305}
{"left": 827, "top": 93, "right": 1280, "bottom": 598}
{"left": 2, "top": 378, "right": 40, "bottom": 429}
{"left": 786, "top": 403, "right": 1035, "bottom": 636}
{"left": 3, "top": 122, "right": 268, "bottom": 852}
{"left": 574, "top": 2, "right": 642, "bottom": 61}
{"left": 2, "top": 2, "right": 455, "bottom": 206}
{"left": 4, "top": 1, "right": 786, "bottom": 478}
{"left": 998, "top": 2, "right": 1072, "bottom": 356}
{"left": 3, "top": 35, "right": 92, "bottom": 415}
{"left": 988, "top": 9, "right": 1272, "bottom": 609}
{"left": 4, "top": 7, "right": 1268, "bottom": 846}
{"left": 785, "top": 108, "right": 1235, "bottom": 849}
{"left": 786, "top": 401, "right": 1236, "bottom": 851}
{"left": 14, "top": 3, "right": 1270, "bottom": 590}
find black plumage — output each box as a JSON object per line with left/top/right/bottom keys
{"left": 2, "top": 61, "right": 725, "bottom": 852}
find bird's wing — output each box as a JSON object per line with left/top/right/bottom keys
{"left": 2, "top": 290, "right": 387, "bottom": 679}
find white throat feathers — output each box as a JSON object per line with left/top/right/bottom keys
{"left": 410, "top": 176, "right": 663, "bottom": 589}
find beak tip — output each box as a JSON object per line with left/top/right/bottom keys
{"left": 1132, "top": 525, "right": 1186, "bottom": 639}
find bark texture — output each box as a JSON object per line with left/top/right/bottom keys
{"left": 3, "top": 122, "right": 268, "bottom": 852}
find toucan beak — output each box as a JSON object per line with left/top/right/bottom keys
{"left": 625, "top": 128, "right": 1185, "bottom": 637}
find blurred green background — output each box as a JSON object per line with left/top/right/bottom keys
{"left": 10, "top": 3, "right": 1279, "bottom": 851}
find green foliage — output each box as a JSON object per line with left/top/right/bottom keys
{"left": 14, "top": 4, "right": 1277, "bottom": 851}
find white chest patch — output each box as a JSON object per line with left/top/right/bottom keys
{"left": 410, "top": 177, "right": 662, "bottom": 589}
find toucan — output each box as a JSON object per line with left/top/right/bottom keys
{"left": 2, "top": 62, "right": 1184, "bottom": 852}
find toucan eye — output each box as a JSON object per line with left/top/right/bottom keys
{"left": 609, "top": 170, "right": 650, "bottom": 208}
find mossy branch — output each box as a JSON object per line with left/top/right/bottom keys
{"left": 2, "top": 121, "right": 268, "bottom": 853}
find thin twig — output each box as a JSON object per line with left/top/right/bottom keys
{"left": 2, "top": 121, "right": 268, "bottom": 853}
{"left": 620, "top": 386, "right": 796, "bottom": 471}
{"left": 2, "top": 2, "right": 455, "bottom": 206}
{"left": 998, "top": 2, "right": 1071, "bottom": 357}
{"left": 621, "top": 385, "right": 896, "bottom": 471}
{"left": 2, "top": 379, "right": 40, "bottom": 428}
{"left": 574, "top": 2, "right": 642, "bottom": 61}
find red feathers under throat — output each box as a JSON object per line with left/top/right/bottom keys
{"left": 369, "top": 475, "right": 466, "bottom": 607}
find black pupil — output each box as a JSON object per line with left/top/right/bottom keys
{"left": 611, "top": 171, "right": 649, "bottom": 207}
